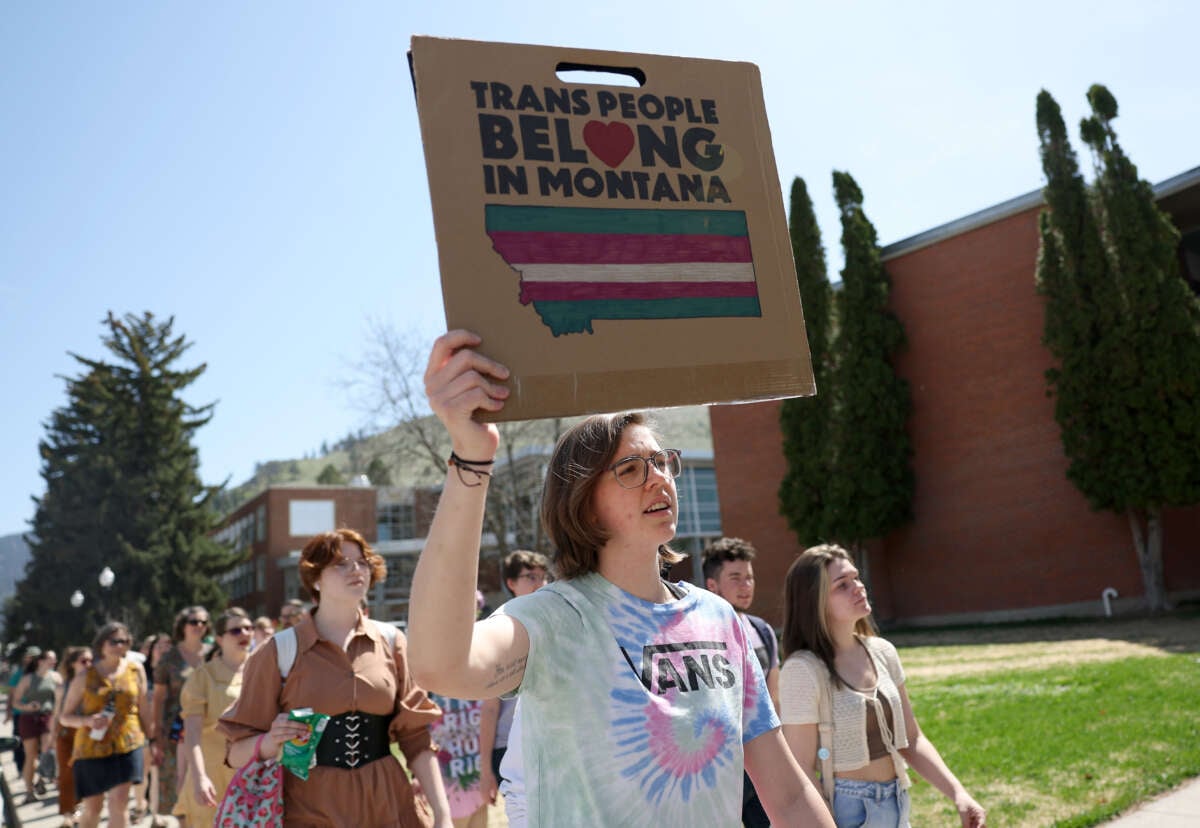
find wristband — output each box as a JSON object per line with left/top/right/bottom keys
{"left": 449, "top": 451, "right": 495, "bottom": 466}
{"left": 448, "top": 451, "right": 495, "bottom": 487}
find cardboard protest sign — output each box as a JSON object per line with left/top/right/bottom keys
{"left": 410, "top": 36, "right": 813, "bottom": 421}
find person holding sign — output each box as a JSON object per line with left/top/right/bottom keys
{"left": 779, "top": 545, "right": 986, "bottom": 828}
{"left": 409, "top": 330, "right": 834, "bottom": 827}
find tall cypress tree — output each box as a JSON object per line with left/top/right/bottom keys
{"left": 1038, "top": 86, "right": 1200, "bottom": 611}
{"left": 779, "top": 177, "right": 835, "bottom": 544}
{"left": 823, "top": 172, "right": 914, "bottom": 565}
{"left": 8, "top": 313, "right": 239, "bottom": 648}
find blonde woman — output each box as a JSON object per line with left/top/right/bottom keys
{"left": 178, "top": 609, "right": 252, "bottom": 825}
{"left": 779, "top": 545, "right": 986, "bottom": 828}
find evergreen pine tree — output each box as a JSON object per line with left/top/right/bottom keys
{"left": 1038, "top": 86, "right": 1200, "bottom": 611}
{"left": 9, "top": 313, "right": 239, "bottom": 649}
{"left": 365, "top": 456, "right": 393, "bottom": 486}
{"left": 823, "top": 172, "right": 914, "bottom": 564}
{"left": 317, "top": 464, "right": 346, "bottom": 485}
{"left": 778, "top": 177, "right": 835, "bottom": 544}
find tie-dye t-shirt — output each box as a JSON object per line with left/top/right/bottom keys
{"left": 495, "top": 572, "right": 779, "bottom": 827}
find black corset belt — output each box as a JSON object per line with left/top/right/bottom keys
{"left": 314, "top": 711, "right": 392, "bottom": 769}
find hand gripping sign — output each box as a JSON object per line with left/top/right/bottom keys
{"left": 410, "top": 36, "right": 814, "bottom": 421}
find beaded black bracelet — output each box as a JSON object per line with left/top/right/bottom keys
{"left": 448, "top": 451, "right": 495, "bottom": 487}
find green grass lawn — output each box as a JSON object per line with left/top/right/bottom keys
{"left": 902, "top": 653, "right": 1200, "bottom": 826}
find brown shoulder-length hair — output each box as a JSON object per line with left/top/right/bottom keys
{"left": 206, "top": 607, "right": 252, "bottom": 661}
{"left": 540, "top": 411, "right": 686, "bottom": 580}
{"left": 781, "top": 544, "right": 876, "bottom": 688}
{"left": 172, "top": 606, "right": 209, "bottom": 643}
{"left": 92, "top": 621, "right": 132, "bottom": 656}
{"left": 298, "top": 528, "right": 386, "bottom": 603}
{"left": 60, "top": 646, "right": 92, "bottom": 682}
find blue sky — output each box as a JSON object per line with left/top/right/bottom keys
{"left": 2, "top": 1, "right": 1197, "bottom": 536}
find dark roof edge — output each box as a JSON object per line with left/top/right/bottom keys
{"left": 880, "top": 164, "right": 1200, "bottom": 262}
{"left": 1153, "top": 164, "right": 1200, "bottom": 200}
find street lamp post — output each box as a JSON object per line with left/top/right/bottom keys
{"left": 97, "top": 566, "right": 115, "bottom": 624}
{"left": 70, "top": 590, "right": 84, "bottom": 609}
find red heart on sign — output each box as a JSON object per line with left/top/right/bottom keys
{"left": 583, "top": 121, "right": 635, "bottom": 168}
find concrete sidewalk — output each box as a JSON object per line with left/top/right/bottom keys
{"left": 1, "top": 717, "right": 179, "bottom": 828}
{"left": 6, "top": 715, "right": 1195, "bottom": 826}
{"left": 1098, "top": 776, "right": 1200, "bottom": 826}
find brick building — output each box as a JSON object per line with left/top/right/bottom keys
{"left": 213, "top": 442, "right": 724, "bottom": 621}
{"left": 712, "top": 166, "right": 1200, "bottom": 627}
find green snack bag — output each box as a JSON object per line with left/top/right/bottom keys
{"left": 281, "top": 708, "right": 330, "bottom": 780}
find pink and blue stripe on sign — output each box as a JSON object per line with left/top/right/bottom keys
{"left": 485, "top": 204, "right": 761, "bottom": 336}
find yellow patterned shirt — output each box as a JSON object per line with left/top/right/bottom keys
{"left": 72, "top": 658, "right": 146, "bottom": 760}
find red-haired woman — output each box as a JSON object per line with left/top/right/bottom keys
{"left": 219, "top": 529, "right": 452, "bottom": 827}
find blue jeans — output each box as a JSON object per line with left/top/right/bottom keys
{"left": 832, "top": 778, "right": 910, "bottom": 828}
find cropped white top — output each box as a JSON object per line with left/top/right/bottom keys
{"left": 779, "top": 635, "right": 910, "bottom": 773}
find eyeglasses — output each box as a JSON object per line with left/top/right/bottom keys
{"left": 185, "top": 618, "right": 209, "bottom": 627}
{"left": 607, "top": 449, "right": 682, "bottom": 489}
{"left": 333, "top": 558, "right": 371, "bottom": 574}
{"left": 225, "top": 626, "right": 254, "bottom": 636}
{"left": 517, "top": 572, "right": 550, "bottom": 585}
{"left": 107, "top": 638, "right": 131, "bottom": 647}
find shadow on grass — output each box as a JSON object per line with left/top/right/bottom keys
{"left": 882, "top": 602, "right": 1200, "bottom": 654}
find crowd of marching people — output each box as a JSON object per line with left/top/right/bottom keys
{"left": 0, "top": 330, "right": 987, "bottom": 827}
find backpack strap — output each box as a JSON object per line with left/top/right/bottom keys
{"left": 274, "top": 627, "right": 298, "bottom": 680}
{"left": 747, "top": 614, "right": 779, "bottom": 671}
{"left": 799, "top": 651, "right": 836, "bottom": 805}
{"left": 275, "top": 620, "right": 398, "bottom": 681}
{"left": 371, "top": 619, "right": 398, "bottom": 651}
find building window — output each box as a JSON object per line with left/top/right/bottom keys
{"left": 676, "top": 466, "right": 721, "bottom": 537}
{"left": 220, "top": 559, "right": 256, "bottom": 601}
{"left": 256, "top": 505, "right": 267, "bottom": 542}
{"left": 371, "top": 554, "right": 419, "bottom": 624}
{"left": 378, "top": 502, "right": 416, "bottom": 541}
{"left": 283, "top": 567, "right": 301, "bottom": 604}
{"left": 289, "top": 500, "right": 335, "bottom": 536}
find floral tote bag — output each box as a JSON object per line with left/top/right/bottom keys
{"left": 215, "top": 732, "right": 284, "bottom": 827}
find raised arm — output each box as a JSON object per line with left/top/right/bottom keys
{"left": 408, "top": 331, "right": 531, "bottom": 699}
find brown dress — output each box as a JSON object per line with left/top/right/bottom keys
{"left": 218, "top": 611, "right": 441, "bottom": 828}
